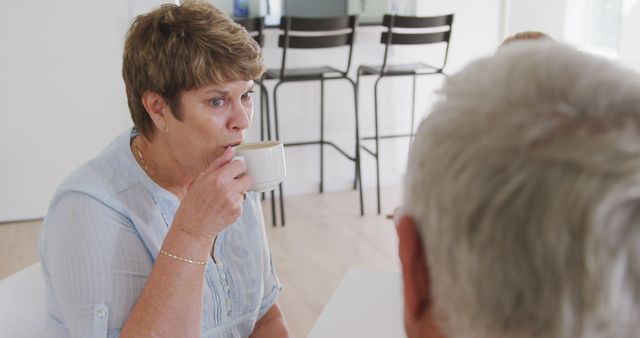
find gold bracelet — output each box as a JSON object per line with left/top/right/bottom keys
{"left": 159, "top": 249, "right": 207, "bottom": 266}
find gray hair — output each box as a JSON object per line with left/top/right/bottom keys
{"left": 404, "top": 41, "right": 640, "bottom": 338}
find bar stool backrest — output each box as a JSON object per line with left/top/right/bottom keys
{"left": 277, "top": 15, "right": 358, "bottom": 78}
{"left": 380, "top": 14, "right": 454, "bottom": 74}
{"left": 235, "top": 16, "right": 265, "bottom": 47}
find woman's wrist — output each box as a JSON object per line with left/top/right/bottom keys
{"left": 162, "top": 224, "right": 217, "bottom": 263}
{"left": 177, "top": 222, "right": 219, "bottom": 242}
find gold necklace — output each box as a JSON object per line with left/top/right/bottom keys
{"left": 133, "top": 137, "right": 158, "bottom": 183}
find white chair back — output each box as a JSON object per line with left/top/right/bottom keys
{"left": 0, "top": 263, "right": 46, "bottom": 338}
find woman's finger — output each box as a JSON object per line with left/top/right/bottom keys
{"left": 233, "top": 173, "right": 253, "bottom": 193}
{"left": 214, "top": 158, "right": 248, "bottom": 183}
{"left": 203, "top": 147, "right": 235, "bottom": 175}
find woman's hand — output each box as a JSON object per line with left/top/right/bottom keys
{"left": 172, "top": 147, "right": 252, "bottom": 242}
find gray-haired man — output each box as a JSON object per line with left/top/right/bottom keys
{"left": 397, "top": 41, "right": 640, "bottom": 338}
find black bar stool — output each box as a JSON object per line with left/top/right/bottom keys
{"left": 263, "top": 15, "right": 364, "bottom": 225}
{"left": 357, "top": 14, "right": 454, "bottom": 214}
{"left": 235, "top": 17, "right": 280, "bottom": 227}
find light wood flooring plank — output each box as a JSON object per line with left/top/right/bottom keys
{"left": 0, "top": 220, "right": 41, "bottom": 279}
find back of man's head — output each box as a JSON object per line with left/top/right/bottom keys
{"left": 403, "top": 41, "right": 640, "bottom": 338}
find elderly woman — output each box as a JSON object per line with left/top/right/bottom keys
{"left": 37, "top": 2, "right": 288, "bottom": 337}
{"left": 397, "top": 41, "right": 640, "bottom": 338}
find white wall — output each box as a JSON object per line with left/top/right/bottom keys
{"left": 505, "top": 0, "right": 640, "bottom": 69}
{"left": 415, "top": 0, "right": 503, "bottom": 71}
{"left": 619, "top": 1, "right": 640, "bottom": 71}
{"left": 507, "top": 0, "right": 568, "bottom": 38}
{"left": 1, "top": 0, "right": 134, "bottom": 222}
{"left": 0, "top": 0, "right": 502, "bottom": 221}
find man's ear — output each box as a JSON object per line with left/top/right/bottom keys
{"left": 141, "top": 91, "right": 170, "bottom": 132}
{"left": 397, "top": 215, "right": 432, "bottom": 321}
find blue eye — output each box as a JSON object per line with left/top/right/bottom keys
{"left": 210, "top": 98, "right": 224, "bottom": 107}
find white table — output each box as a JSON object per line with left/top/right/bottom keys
{"left": 307, "top": 269, "right": 407, "bottom": 338}
{"left": 0, "top": 263, "right": 46, "bottom": 338}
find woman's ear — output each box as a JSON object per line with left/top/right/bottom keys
{"left": 141, "top": 91, "right": 170, "bottom": 132}
{"left": 397, "top": 215, "right": 432, "bottom": 323}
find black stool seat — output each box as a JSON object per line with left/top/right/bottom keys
{"left": 264, "top": 66, "right": 344, "bottom": 80}
{"left": 358, "top": 63, "right": 442, "bottom": 76}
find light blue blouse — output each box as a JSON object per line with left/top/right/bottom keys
{"left": 38, "top": 128, "right": 281, "bottom": 338}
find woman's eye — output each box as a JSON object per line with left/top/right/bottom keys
{"left": 242, "top": 91, "right": 254, "bottom": 101}
{"left": 210, "top": 98, "right": 224, "bottom": 107}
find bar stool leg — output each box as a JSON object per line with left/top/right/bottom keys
{"left": 259, "top": 87, "right": 265, "bottom": 200}
{"left": 258, "top": 82, "right": 277, "bottom": 226}
{"left": 320, "top": 79, "right": 325, "bottom": 193}
{"left": 353, "top": 76, "right": 359, "bottom": 192}
{"left": 273, "top": 81, "right": 286, "bottom": 226}
{"left": 373, "top": 76, "right": 383, "bottom": 215}
{"left": 260, "top": 85, "right": 266, "bottom": 142}
{"left": 410, "top": 75, "right": 417, "bottom": 146}
{"left": 258, "top": 84, "right": 267, "bottom": 200}
{"left": 351, "top": 77, "right": 364, "bottom": 216}
{"left": 278, "top": 183, "right": 285, "bottom": 227}
{"left": 264, "top": 84, "right": 279, "bottom": 227}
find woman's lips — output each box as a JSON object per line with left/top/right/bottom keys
{"left": 225, "top": 141, "right": 242, "bottom": 149}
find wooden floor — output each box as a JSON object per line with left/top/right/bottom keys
{"left": 0, "top": 186, "right": 402, "bottom": 338}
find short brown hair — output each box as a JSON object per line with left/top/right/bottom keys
{"left": 122, "top": 0, "right": 265, "bottom": 137}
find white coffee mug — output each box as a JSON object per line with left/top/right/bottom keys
{"left": 234, "top": 141, "right": 286, "bottom": 192}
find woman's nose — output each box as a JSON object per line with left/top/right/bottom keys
{"left": 229, "top": 101, "right": 250, "bottom": 131}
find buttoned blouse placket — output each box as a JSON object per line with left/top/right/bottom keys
{"left": 211, "top": 236, "right": 234, "bottom": 319}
